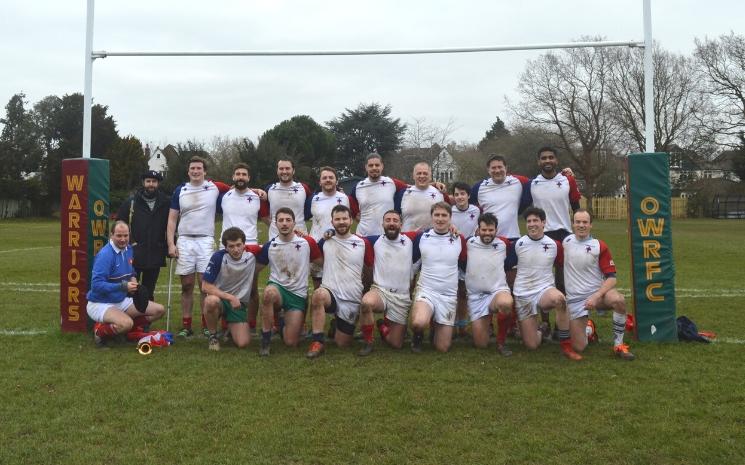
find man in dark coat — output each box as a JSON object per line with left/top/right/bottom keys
{"left": 116, "top": 170, "right": 171, "bottom": 300}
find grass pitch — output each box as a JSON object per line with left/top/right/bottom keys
{"left": 1, "top": 218, "right": 744, "bottom": 465}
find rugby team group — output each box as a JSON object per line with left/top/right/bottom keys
{"left": 86, "top": 146, "right": 635, "bottom": 361}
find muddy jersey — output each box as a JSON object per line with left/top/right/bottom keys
{"left": 203, "top": 245, "right": 262, "bottom": 302}
{"left": 465, "top": 236, "right": 514, "bottom": 295}
{"left": 562, "top": 234, "right": 616, "bottom": 299}
{"left": 398, "top": 185, "right": 445, "bottom": 231}
{"left": 349, "top": 176, "right": 408, "bottom": 236}
{"left": 257, "top": 235, "right": 321, "bottom": 298}
{"left": 451, "top": 204, "right": 480, "bottom": 238}
{"left": 170, "top": 180, "right": 221, "bottom": 237}
{"left": 512, "top": 234, "right": 563, "bottom": 298}
{"left": 318, "top": 234, "right": 374, "bottom": 301}
{"left": 266, "top": 181, "right": 312, "bottom": 238}
{"left": 308, "top": 191, "right": 353, "bottom": 240}
{"left": 470, "top": 175, "right": 530, "bottom": 239}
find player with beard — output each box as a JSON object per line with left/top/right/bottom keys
{"left": 116, "top": 170, "right": 171, "bottom": 302}
{"left": 264, "top": 159, "right": 313, "bottom": 239}
{"left": 358, "top": 210, "right": 419, "bottom": 354}
{"left": 512, "top": 207, "right": 581, "bottom": 360}
{"left": 465, "top": 213, "right": 515, "bottom": 356}
{"left": 308, "top": 166, "right": 358, "bottom": 288}
{"left": 348, "top": 153, "right": 409, "bottom": 236}
{"left": 306, "top": 205, "right": 374, "bottom": 358}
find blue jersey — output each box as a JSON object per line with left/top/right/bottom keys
{"left": 86, "top": 241, "right": 135, "bottom": 304}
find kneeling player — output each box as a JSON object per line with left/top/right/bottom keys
{"left": 87, "top": 221, "right": 165, "bottom": 347}
{"left": 201, "top": 227, "right": 263, "bottom": 352}
{"left": 410, "top": 202, "right": 467, "bottom": 353}
{"left": 563, "top": 209, "right": 635, "bottom": 360}
{"left": 258, "top": 208, "right": 322, "bottom": 352}
{"left": 465, "top": 213, "right": 515, "bottom": 356}
{"left": 359, "top": 210, "right": 418, "bottom": 354}
{"left": 513, "top": 207, "right": 581, "bottom": 360}
{"left": 306, "top": 205, "right": 374, "bottom": 358}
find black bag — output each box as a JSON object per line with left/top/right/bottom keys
{"left": 676, "top": 316, "right": 710, "bottom": 343}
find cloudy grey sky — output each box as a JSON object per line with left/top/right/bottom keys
{"left": 1, "top": 1, "right": 742, "bottom": 150}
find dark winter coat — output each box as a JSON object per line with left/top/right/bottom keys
{"left": 116, "top": 188, "right": 171, "bottom": 269}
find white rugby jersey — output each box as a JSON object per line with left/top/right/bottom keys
{"left": 513, "top": 234, "right": 563, "bottom": 298}
{"left": 349, "top": 176, "right": 408, "bottom": 236}
{"left": 562, "top": 234, "right": 616, "bottom": 300}
{"left": 308, "top": 191, "right": 353, "bottom": 240}
{"left": 318, "top": 234, "right": 374, "bottom": 301}
{"left": 220, "top": 188, "right": 269, "bottom": 245}
{"left": 399, "top": 185, "right": 444, "bottom": 231}
{"left": 266, "top": 181, "right": 312, "bottom": 238}
{"left": 170, "top": 180, "right": 221, "bottom": 237}
{"left": 451, "top": 204, "right": 480, "bottom": 238}
{"left": 413, "top": 229, "right": 467, "bottom": 297}
{"left": 470, "top": 174, "right": 530, "bottom": 239}
{"left": 465, "top": 236, "right": 514, "bottom": 295}
{"left": 257, "top": 235, "right": 321, "bottom": 298}
{"left": 366, "top": 231, "right": 419, "bottom": 295}
{"left": 202, "top": 245, "right": 262, "bottom": 302}
{"left": 526, "top": 174, "right": 581, "bottom": 233}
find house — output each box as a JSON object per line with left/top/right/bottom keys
{"left": 147, "top": 144, "right": 176, "bottom": 178}
{"left": 431, "top": 148, "right": 459, "bottom": 183}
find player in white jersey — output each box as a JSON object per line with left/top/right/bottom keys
{"left": 308, "top": 166, "right": 357, "bottom": 287}
{"left": 201, "top": 227, "right": 263, "bottom": 351}
{"left": 264, "top": 159, "right": 313, "bottom": 239}
{"left": 450, "top": 182, "right": 481, "bottom": 339}
{"left": 398, "top": 162, "right": 449, "bottom": 231}
{"left": 359, "top": 210, "right": 419, "bottom": 354}
{"left": 348, "top": 153, "right": 409, "bottom": 236}
{"left": 219, "top": 162, "right": 270, "bottom": 337}
{"left": 258, "top": 208, "right": 323, "bottom": 353}
{"left": 167, "top": 156, "right": 225, "bottom": 338}
{"left": 306, "top": 205, "right": 374, "bottom": 358}
{"left": 470, "top": 154, "right": 531, "bottom": 241}
{"left": 513, "top": 207, "right": 582, "bottom": 360}
{"left": 410, "top": 202, "right": 467, "bottom": 353}
{"left": 465, "top": 213, "right": 516, "bottom": 356}
{"left": 563, "top": 209, "right": 635, "bottom": 360}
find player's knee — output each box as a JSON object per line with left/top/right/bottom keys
{"left": 119, "top": 318, "right": 134, "bottom": 333}
{"left": 434, "top": 339, "right": 451, "bottom": 353}
{"left": 573, "top": 339, "right": 587, "bottom": 352}
{"left": 523, "top": 336, "right": 540, "bottom": 350}
{"left": 152, "top": 303, "right": 165, "bottom": 317}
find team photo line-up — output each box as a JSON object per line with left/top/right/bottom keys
{"left": 87, "top": 146, "right": 635, "bottom": 361}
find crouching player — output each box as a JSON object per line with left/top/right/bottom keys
{"left": 87, "top": 221, "right": 165, "bottom": 347}
{"left": 563, "top": 209, "right": 635, "bottom": 360}
{"left": 512, "top": 207, "right": 581, "bottom": 360}
{"left": 306, "top": 205, "right": 374, "bottom": 358}
{"left": 465, "top": 213, "right": 515, "bottom": 356}
{"left": 201, "top": 227, "right": 263, "bottom": 352}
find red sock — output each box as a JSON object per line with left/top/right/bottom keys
{"left": 249, "top": 319, "right": 257, "bottom": 330}
{"left": 95, "top": 323, "right": 117, "bottom": 337}
{"left": 182, "top": 316, "right": 192, "bottom": 329}
{"left": 361, "top": 324, "right": 374, "bottom": 343}
{"left": 560, "top": 339, "right": 573, "bottom": 352}
{"left": 201, "top": 314, "right": 207, "bottom": 329}
{"left": 221, "top": 319, "right": 228, "bottom": 331}
{"left": 497, "top": 312, "right": 512, "bottom": 345}
{"left": 132, "top": 315, "right": 149, "bottom": 329}
{"left": 126, "top": 327, "right": 149, "bottom": 341}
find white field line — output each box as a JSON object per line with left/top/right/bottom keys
{"left": 0, "top": 329, "right": 48, "bottom": 336}
{"left": 0, "top": 246, "right": 56, "bottom": 254}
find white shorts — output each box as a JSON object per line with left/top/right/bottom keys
{"left": 87, "top": 297, "right": 134, "bottom": 323}
{"left": 567, "top": 293, "right": 599, "bottom": 320}
{"left": 415, "top": 288, "right": 457, "bottom": 326}
{"left": 371, "top": 285, "right": 411, "bottom": 325}
{"left": 514, "top": 287, "right": 552, "bottom": 322}
{"left": 326, "top": 289, "right": 360, "bottom": 326}
{"left": 468, "top": 289, "right": 510, "bottom": 321}
{"left": 176, "top": 236, "right": 214, "bottom": 275}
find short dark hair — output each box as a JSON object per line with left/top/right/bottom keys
{"left": 382, "top": 209, "right": 401, "bottom": 220}
{"left": 573, "top": 208, "right": 593, "bottom": 223}
{"left": 523, "top": 206, "right": 546, "bottom": 221}
{"left": 537, "top": 146, "right": 557, "bottom": 158}
{"left": 451, "top": 181, "right": 471, "bottom": 195}
{"left": 233, "top": 162, "right": 250, "bottom": 175}
{"left": 430, "top": 201, "right": 452, "bottom": 216}
{"left": 275, "top": 207, "right": 295, "bottom": 221}
{"left": 366, "top": 153, "right": 383, "bottom": 163}
{"left": 487, "top": 154, "right": 507, "bottom": 167}
{"left": 278, "top": 159, "right": 295, "bottom": 169}
{"left": 188, "top": 156, "right": 207, "bottom": 170}
{"left": 478, "top": 212, "right": 498, "bottom": 228}
{"left": 319, "top": 166, "right": 337, "bottom": 179}
{"left": 331, "top": 204, "right": 351, "bottom": 218}
{"left": 221, "top": 227, "right": 246, "bottom": 247}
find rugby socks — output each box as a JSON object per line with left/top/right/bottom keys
{"left": 361, "top": 324, "right": 374, "bottom": 344}
{"left": 558, "top": 329, "right": 571, "bottom": 352}
{"left": 249, "top": 319, "right": 257, "bottom": 330}
{"left": 182, "top": 316, "right": 192, "bottom": 330}
{"left": 496, "top": 312, "right": 512, "bottom": 346}
{"left": 221, "top": 318, "right": 228, "bottom": 332}
{"left": 613, "top": 312, "right": 626, "bottom": 346}
{"left": 132, "top": 315, "right": 149, "bottom": 330}
{"left": 412, "top": 331, "right": 424, "bottom": 346}
{"left": 201, "top": 314, "right": 208, "bottom": 330}
{"left": 312, "top": 332, "right": 325, "bottom": 343}
{"left": 261, "top": 330, "right": 272, "bottom": 346}
{"left": 95, "top": 323, "right": 117, "bottom": 338}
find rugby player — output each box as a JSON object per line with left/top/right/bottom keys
{"left": 264, "top": 159, "right": 313, "bottom": 239}
{"left": 348, "top": 153, "right": 409, "bottom": 236}
{"left": 450, "top": 181, "right": 480, "bottom": 338}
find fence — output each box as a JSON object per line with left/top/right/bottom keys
{"left": 579, "top": 197, "right": 688, "bottom": 220}
{"left": 0, "top": 199, "right": 39, "bottom": 219}
{"left": 710, "top": 196, "right": 745, "bottom": 219}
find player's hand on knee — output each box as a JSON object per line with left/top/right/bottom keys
{"left": 229, "top": 295, "right": 241, "bottom": 309}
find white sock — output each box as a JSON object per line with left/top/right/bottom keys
{"left": 612, "top": 312, "right": 626, "bottom": 346}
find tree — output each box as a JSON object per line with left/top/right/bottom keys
{"left": 509, "top": 40, "right": 617, "bottom": 207}
{"left": 327, "top": 103, "right": 406, "bottom": 176}
{"left": 695, "top": 32, "right": 745, "bottom": 144}
{"left": 162, "top": 140, "right": 210, "bottom": 194}
{"left": 105, "top": 135, "right": 147, "bottom": 194}
{"left": 733, "top": 132, "right": 745, "bottom": 182}
{"left": 402, "top": 116, "right": 457, "bottom": 162}
{"left": 479, "top": 124, "right": 564, "bottom": 179}
{"left": 478, "top": 116, "right": 510, "bottom": 150}
{"left": 608, "top": 44, "right": 713, "bottom": 154}
{"left": 207, "top": 135, "right": 243, "bottom": 183}
{"left": 0, "top": 93, "right": 43, "bottom": 183}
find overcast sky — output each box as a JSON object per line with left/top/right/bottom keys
{"left": 1, "top": 1, "right": 742, "bottom": 151}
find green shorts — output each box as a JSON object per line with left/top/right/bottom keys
{"left": 220, "top": 299, "right": 247, "bottom": 323}
{"left": 267, "top": 281, "right": 307, "bottom": 312}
